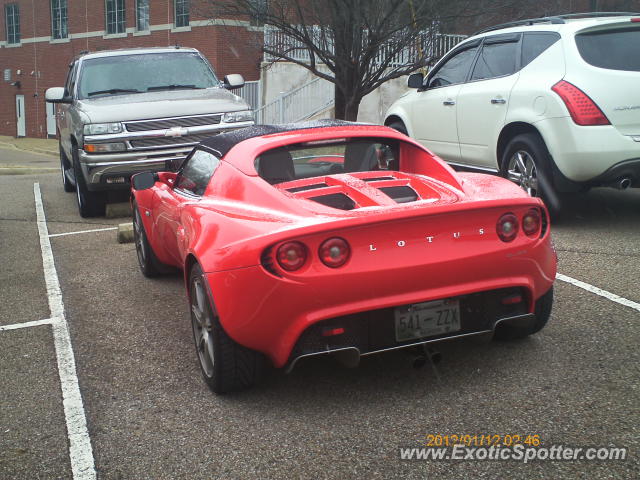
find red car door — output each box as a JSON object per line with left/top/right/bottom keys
{"left": 153, "top": 183, "right": 186, "bottom": 265}
{"left": 153, "top": 149, "right": 222, "bottom": 265}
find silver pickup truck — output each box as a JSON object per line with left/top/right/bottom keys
{"left": 46, "top": 47, "right": 254, "bottom": 217}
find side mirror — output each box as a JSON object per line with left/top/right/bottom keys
{"left": 157, "top": 171, "right": 177, "bottom": 186}
{"left": 223, "top": 74, "right": 245, "bottom": 90}
{"left": 132, "top": 172, "right": 158, "bottom": 190}
{"left": 45, "top": 87, "right": 72, "bottom": 104}
{"left": 407, "top": 73, "right": 424, "bottom": 89}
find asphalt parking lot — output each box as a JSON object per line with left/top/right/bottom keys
{"left": 1, "top": 147, "right": 639, "bottom": 479}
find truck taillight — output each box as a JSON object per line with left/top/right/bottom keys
{"left": 551, "top": 80, "right": 610, "bottom": 126}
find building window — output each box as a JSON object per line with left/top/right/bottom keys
{"left": 105, "top": 0, "right": 126, "bottom": 34}
{"left": 51, "top": 0, "right": 68, "bottom": 39}
{"left": 174, "top": 0, "right": 189, "bottom": 28}
{"left": 5, "top": 4, "right": 20, "bottom": 44}
{"left": 136, "top": 0, "right": 149, "bottom": 31}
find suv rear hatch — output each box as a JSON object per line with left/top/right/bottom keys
{"left": 570, "top": 20, "right": 640, "bottom": 136}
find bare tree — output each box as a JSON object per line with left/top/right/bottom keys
{"left": 199, "top": 0, "right": 515, "bottom": 120}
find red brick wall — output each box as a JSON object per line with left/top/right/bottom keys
{"left": 0, "top": 0, "right": 262, "bottom": 138}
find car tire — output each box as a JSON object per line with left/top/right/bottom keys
{"left": 494, "top": 287, "right": 553, "bottom": 340}
{"left": 72, "top": 146, "right": 105, "bottom": 218}
{"left": 132, "top": 201, "right": 171, "bottom": 277}
{"left": 60, "top": 144, "right": 74, "bottom": 193}
{"left": 189, "top": 263, "right": 263, "bottom": 394}
{"left": 388, "top": 121, "right": 408, "bottom": 135}
{"left": 501, "top": 133, "right": 561, "bottom": 214}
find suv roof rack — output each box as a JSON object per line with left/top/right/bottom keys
{"left": 474, "top": 12, "right": 640, "bottom": 35}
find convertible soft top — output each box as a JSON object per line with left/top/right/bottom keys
{"left": 198, "top": 120, "right": 364, "bottom": 157}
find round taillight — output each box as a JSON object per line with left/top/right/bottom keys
{"left": 522, "top": 208, "right": 541, "bottom": 237}
{"left": 319, "top": 237, "right": 350, "bottom": 268}
{"left": 497, "top": 213, "right": 519, "bottom": 242}
{"left": 276, "top": 241, "right": 307, "bottom": 271}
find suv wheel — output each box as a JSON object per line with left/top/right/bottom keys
{"left": 388, "top": 121, "right": 408, "bottom": 135}
{"left": 502, "top": 133, "right": 559, "bottom": 212}
{"left": 60, "top": 145, "right": 74, "bottom": 193}
{"left": 72, "top": 146, "right": 105, "bottom": 218}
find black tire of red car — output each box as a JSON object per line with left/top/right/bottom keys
{"left": 494, "top": 287, "right": 553, "bottom": 340}
{"left": 388, "top": 121, "right": 408, "bottom": 135}
{"left": 72, "top": 146, "right": 106, "bottom": 217}
{"left": 189, "top": 263, "right": 263, "bottom": 394}
{"left": 132, "top": 201, "right": 171, "bottom": 278}
{"left": 501, "top": 133, "right": 561, "bottom": 216}
{"left": 60, "top": 144, "right": 75, "bottom": 193}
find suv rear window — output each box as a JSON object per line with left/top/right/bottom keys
{"left": 575, "top": 27, "right": 640, "bottom": 72}
{"left": 521, "top": 32, "right": 560, "bottom": 68}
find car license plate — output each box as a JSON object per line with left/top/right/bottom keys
{"left": 394, "top": 299, "right": 461, "bottom": 342}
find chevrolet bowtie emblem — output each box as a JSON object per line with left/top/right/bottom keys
{"left": 165, "top": 127, "right": 189, "bottom": 137}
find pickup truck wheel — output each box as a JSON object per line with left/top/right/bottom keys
{"left": 60, "top": 145, "right": 74, "bottom": 193}
{"left": 72, "top": 147, "right": 105, "bottom": 218}
{"left": 189, "top": 263, "right": 263, "bottom": 394}
{"left": 132, "top": 201, "right": 170, "bottom": 277}
{"left": 494, "top": 287, "right": 553, "bottom": 340}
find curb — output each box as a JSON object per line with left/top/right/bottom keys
{"left": 117, "top": 222, "right": 134, "bottom": 244}
{"left": 0, "top": 141, "right": 58, "bottom": 157}
{"left": 0, "top": 167, "right": 59, "bottom": 175}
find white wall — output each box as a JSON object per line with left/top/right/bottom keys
{"left": 260, "top": 62, "right": 411, "bottom": 124}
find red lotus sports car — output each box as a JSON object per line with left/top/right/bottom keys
{"left": 131, "top": 120, "right": 557, "bottom": 393}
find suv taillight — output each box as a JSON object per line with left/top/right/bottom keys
{"left": 552, "top": 80, "right": 610, "bottom": 126}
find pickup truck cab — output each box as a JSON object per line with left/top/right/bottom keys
{"left": 46, "top": 47, "right": 254, "bottom": 217}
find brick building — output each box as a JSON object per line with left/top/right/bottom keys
{"left": 0, "top": 0, "right": 263, "bottom": 138}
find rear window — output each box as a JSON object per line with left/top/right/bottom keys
{"left": 521, "top": 32, "right": 560, "bottom": 68}
{"left": 471, "top": 41, "right": 518, "bottom": 80}
{"left": 575, "top": 27, "right": 640, "bottom": 72}
{"left": 255, "top": 138, "right": 399, "bottom": 185}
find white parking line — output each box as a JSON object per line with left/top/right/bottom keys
{"left": 0, "top": 318, "right": 58, "bottom": 331}
{"left": 49, "top": 227, "right": 118, "bottom": 238}
{"left": 34, "top": 183, "right": 96, "bottom": 480}
{"left": 556, "top": 273, "right": 640, "bottom": 313}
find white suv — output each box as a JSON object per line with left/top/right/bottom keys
{"left": 385, "top": 13, "right": 640, "bottom": 211}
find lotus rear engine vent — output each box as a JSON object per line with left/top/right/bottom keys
{"left": 361, "top": 176, "right": 396, "bottom": 182}
{"left": 308, "top": 193, "right": 356, "bottom": 210}
{"left": 286, "top": 183, "right": 328, "bottom": 193}
{"left": 378, "top": 185, "right": 419, "bottom": 204}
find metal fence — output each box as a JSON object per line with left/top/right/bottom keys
{"left": 255, "top": 76, "right": 334, "bottom": 124}
{"left": 264, "top": 25, "right": 467, "bottom": 66}
{"left": 236, "top": 80, "right": 261, "bottom": 110}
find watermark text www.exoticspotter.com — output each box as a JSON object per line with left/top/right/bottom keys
{"left": 399, "top": 445, "right": 627, "bottom": 463}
